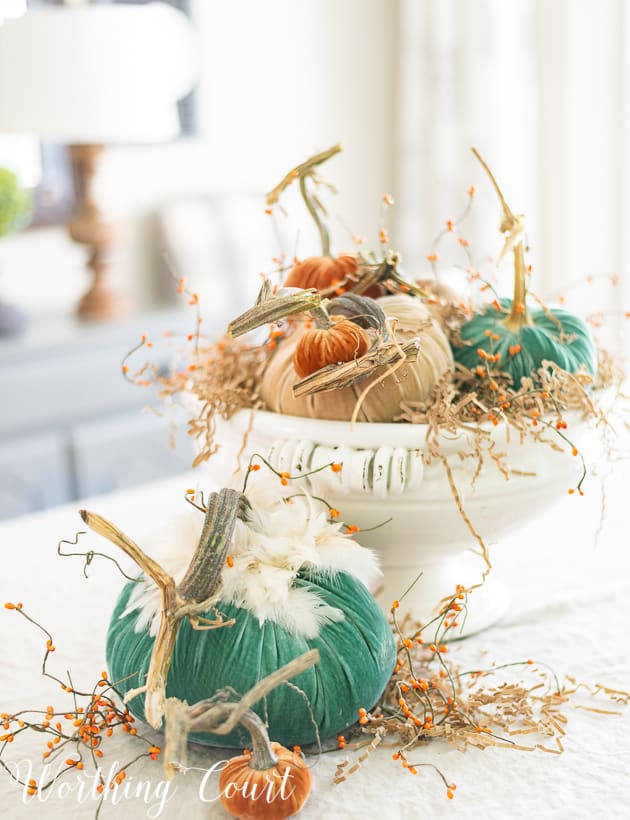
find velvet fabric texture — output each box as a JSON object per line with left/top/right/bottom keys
{"left": 260, "top": 294, "right": 453, "bottom": 421}
{"left": 452, "top": 298, "right": 597, "bottom": 386}
{"left": 107, "top": 570, "right": 396, "bottom": 748}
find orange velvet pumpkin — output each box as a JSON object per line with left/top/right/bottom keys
{"left": 284, "top": 254, "right": 359, "bottom": 292}
{"left": 293, "top": 318, "right": 370, "bottom": 378}
{"left": 219, "top": 741, "right": 312, "bottom": 820}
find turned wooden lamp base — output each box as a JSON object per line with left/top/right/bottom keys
{"left": 69, "top": 144, "right": 130, "bottom": 323}
{"left": 76, "top": 276, "right": 130, "bottom": 322}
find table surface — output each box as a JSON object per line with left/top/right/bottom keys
{"left": 1, "top": 458, "right": 629, "bottom": 820}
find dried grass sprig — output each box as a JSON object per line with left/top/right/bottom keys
{"left": 158, "top": 337, "right": 268, "bottom": 467}
{"left": 333, "top": 588, "right": 629, "bottom": 799}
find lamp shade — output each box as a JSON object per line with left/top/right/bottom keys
{"left": 0, "top": 2, "right": 198, "bottom": 143}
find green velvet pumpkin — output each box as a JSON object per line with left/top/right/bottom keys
{"left": 454, "top": 148, "right": 597, "bottom": 387}
{"left": 107, "top": 569, "right": 396, "bottom": 748}
{"left": 453, "top": 297, "right": 597, "bottom": 386}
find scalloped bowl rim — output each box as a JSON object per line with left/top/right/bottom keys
{"left": 226, "top": 396, "right": 605, "bottom": 450}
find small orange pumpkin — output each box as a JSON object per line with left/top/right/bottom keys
{"left": 219, "top": 712, "right": 312, "bottom": 820}
{"left": 284, "top": 254, "right": 359, "bottom": 292}
{"left": 293, "top": 317, "right": 370, "bottom": 378}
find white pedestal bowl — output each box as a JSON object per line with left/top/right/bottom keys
{"left": 212, "top": 408, "right": 599, "bottom": 637}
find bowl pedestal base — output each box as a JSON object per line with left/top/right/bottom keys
{"left": 374, "top": 549, "right": 512, "bottom": 639}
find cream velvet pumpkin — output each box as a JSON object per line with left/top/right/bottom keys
{"left": 260, "top": 294, "right": 453, "bottom": 422}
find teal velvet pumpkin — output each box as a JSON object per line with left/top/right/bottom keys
{"left": 107, "top": 569, "right": 396, "bottom": 748}
{"left": 453, "top": 297, "right": 597, "bottom": 386}
{"left": 457, "top": 149, "right": 598, "bottom": 388}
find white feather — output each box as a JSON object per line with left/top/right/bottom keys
{"left": 120, "top": 473, "right": 382, "bottom": 639}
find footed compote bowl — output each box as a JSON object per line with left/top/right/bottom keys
{"left": 212, "top": 408, "right": 600, "bottom": 637}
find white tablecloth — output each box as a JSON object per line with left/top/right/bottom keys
{"left": 1, "top": 461, "right": 629, "bottom": 820}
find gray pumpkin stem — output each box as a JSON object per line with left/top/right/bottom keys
{"left": 178, "top": 489, "right": 247, "bottom": 602}
{"left": 240, "top": 709, "right": 280, "bottom": 770}
{"left": 310, "top": 304, "right": 334, "bottom": 330}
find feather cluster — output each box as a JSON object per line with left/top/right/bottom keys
{"left": 121, "top": 474, "right": 381, "bottom": 639}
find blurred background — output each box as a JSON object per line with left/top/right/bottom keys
{"left": 0, "top": 0, "right": 627, "bottom": 518}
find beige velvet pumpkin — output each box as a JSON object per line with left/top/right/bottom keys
{"left": 260, "top": 294, "right": 453, "bottom": 422}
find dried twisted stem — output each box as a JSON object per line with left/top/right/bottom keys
{"left": 354, "top": 251, "right": 427, "bottom": 298}
{"left": 80, "top": 489, "right": 245, "bottom": 728}
{"left": 228, "top": 284, "right": 321, "bottom": 338}
{"left": 163, "top": 650, "right": 319, "bottom": 779}
{"left": 471, "top": 147, "right": 531, "bottom": 332}
{"left": 266, "top": 143, "right": 342, "bottom": 257}
{"left": 292, "top": 337, "right": 421, "bottom": 398}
